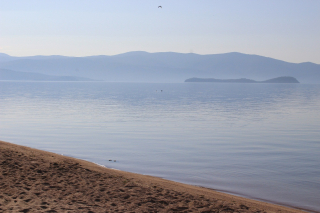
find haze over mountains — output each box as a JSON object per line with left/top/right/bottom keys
{"left": 185, "top": 76, "right": 300, "bottom": 83}
{"left": 0, "top": 68, "right": 95, "bottom": 81}
{"left": 0, "top": 52, "right": 320, "bottom": 83}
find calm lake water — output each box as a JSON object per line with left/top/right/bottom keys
{"left": 0, "top": 81, "right": 319, "bottom": 212}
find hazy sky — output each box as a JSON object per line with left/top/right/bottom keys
{"left": 1, "top": 0, "right": 320, "bottom": 63}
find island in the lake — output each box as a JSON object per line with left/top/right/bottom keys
{"left": 185, "top": 76, "right": 299, "bottom": 83}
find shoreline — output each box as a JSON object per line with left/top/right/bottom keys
{"left": 0, "top": 140, "right": 307, "bottom": 212}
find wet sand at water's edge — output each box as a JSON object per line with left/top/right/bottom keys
{"left": 0, "top": 140, "right": 306, "bottom": 212}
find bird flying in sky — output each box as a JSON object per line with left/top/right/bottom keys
{"left": 158, "top": 6, "right": 162, "bottom": 8}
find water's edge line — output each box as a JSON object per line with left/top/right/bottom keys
{"left": 1, "top": 140, "right": 312, "bottom": 213}
{"left": 52, "top": 151, "right": 311, "bottom": 212}
{"left": 65, "top": 155, "right": 315, "bottom": 212}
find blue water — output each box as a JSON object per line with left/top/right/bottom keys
{"left": 1, "top": 81, "right": 319, "bottom": 212}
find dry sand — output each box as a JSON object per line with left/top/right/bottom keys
{"left": 0, "top": 140, "right": 306, "bottom": 213}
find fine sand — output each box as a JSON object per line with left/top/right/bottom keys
{"left": 0, "top": 140, "right": 306, "bottom": 213}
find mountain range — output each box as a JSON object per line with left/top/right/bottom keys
{"left": 0, "top": 68, "right": 95, "bottom": 81}
{"left": 185, "top": 76, "right": 299, "bottom": 83}
{"left": 0, "top": 52, "right": 320, "bottom": 83}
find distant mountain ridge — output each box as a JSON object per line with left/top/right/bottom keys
{"left": 185, "top": 76, "right": 299, "bottom": 83}
{"left": 0, "top": 68, "right": 96, "bottom": 81}
{"left": 0, "top": 52, "right": 319, "bottom": 83}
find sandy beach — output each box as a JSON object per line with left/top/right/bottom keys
{"left": 0, "top": 140, "right": 306, "bottom": 213}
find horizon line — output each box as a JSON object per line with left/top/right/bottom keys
{"left": 0, "top": 51, "right": 318, "bottom": 65}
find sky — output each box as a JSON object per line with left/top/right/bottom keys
{"left": 1, "top": 0, "right": 320, "bottom": 63}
